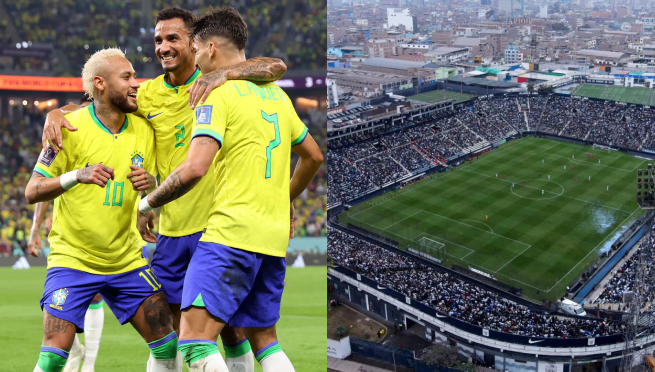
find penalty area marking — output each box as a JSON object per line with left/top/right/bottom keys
{"left": 460, "top": 219, "right": 494, "bottom": 233}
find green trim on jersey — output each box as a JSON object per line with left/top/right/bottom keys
{"left": 163, "top": 68, "right": 201, "bottom": 89}
{"left": 88, "top": 104, "right": 128, "bottom": 135}
{"left": 291, "top": 127, "right": 309, "bottom": 146}
{"left": 191, "top": 293, "right": 205, "bottom": 307}
{"left": 33, "top": 165, "right": 53, "bottom": 178}
{"left": 192, "top": 128, "right": 224, "bottom": 146}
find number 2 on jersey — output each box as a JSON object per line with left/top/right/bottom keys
{"left": 261, "top": 111, "right": 280, "bottom": 179}
{"left": 174, "top": 124, "right": 185, "bottom": 147}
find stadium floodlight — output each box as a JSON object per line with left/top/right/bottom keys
{"left": 636, "top": 165, "right": 655, "bottom": 209}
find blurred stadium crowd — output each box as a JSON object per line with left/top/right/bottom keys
{"left": 2, "top": 0, "right": 325, "bottom": 76}
{"left": 328, "top": 96, "right": 655, "bottom": 205}
{"left": 0, "top": 104, "right": 326, "bottom": 258}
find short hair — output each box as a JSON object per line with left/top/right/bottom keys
{"left": 155, "top": 7, "right": 197, "bottom": 33}
{"left": 80, "top": 93, "right": 92, "bottom": 104}
{"left": 191, "top": 6, "right": 248, "bottom": 50}
{"left": 81, "top": 47, "right": 125, "bottom": 99}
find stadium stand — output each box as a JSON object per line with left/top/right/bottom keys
{"left": 327, "top": 95, "right": 655, "bottom": 204}
{"left": 1, "top": 0, "right": 325, "bottom": 77}
{"left": 328, "top": 227, "right": 622, "bottom": 338}
{"left": 593, "top": 236, "right": 655, "bottom": 305}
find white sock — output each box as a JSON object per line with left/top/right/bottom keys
{"left": 188, "top": 353, "right": 229, "bottom": 372}
{"left": 33, "top": 366, "right": 46, "bottom": 372}
{"left": 80, "top": 306, "right": 103, "bottom": 372}
{"left": 64, "top": 335, "right": 84, "bottom": 372}
{"left": 147, "top": 353, "right": 182, "bottom": 372}
{"left": 260, "top": 351, "right": 295, "bottom": 372}
{"left": 225, "top": 350, "right": 255, "bottom": 372}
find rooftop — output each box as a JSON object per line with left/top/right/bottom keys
{"left": 576, "top": 49, "right": 629, "bottom": 59}
{"left": 361, "top": 57, "right": 430, "bottom": 70}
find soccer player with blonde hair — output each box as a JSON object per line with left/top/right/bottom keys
{"left": 26, "top": 48, "right": 179, "bottom": 372}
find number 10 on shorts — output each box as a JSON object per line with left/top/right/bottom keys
{"left": 139, "top": 268, "right": 162, "bottom": 291}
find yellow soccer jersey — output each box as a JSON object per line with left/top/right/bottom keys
{"left": 32, "top": 104, "right": 156, "bottom": 274}
{"left": 192, "top": 80, "right": 309, "bottom": 257}
{"left": 136, "top": 69, "right": 215, "bottom": 237}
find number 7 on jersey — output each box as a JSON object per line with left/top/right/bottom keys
{"left": 261, "top": 111, "right": 280, "bottom": 179}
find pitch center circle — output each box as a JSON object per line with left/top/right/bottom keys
{"left": 510, "top": 179, "right": 565, "bottom": 200}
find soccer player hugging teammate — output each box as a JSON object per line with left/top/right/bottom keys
{"left": 136, "top": 7, "right": 323, "bottom": 372}
{"left": 26, "top": 49, "right": 181, "bottom": 372}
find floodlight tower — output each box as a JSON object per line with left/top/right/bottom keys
{"left": 620, "top": 166, "right": 655, "bottom": 372}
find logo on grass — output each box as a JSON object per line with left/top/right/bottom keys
{"left": 52, "top": 288, "right": 69, "bottom": 306}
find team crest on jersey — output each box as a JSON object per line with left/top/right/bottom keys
{"left": 38, "top": 145, "right": 58, "bottom": 166}
{"left": 50, "top": 288, "right": 69, "bottom": 310}
{"left": 196, "top": 105, "right": 212, "bottom": 125}
{"left": 131, "top": 151, "right": 145, "bottom": 169}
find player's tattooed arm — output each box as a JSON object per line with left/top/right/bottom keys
{"left": 25, "top": 173, "right": 67, "bottom": 204}
{"left": 145, "top": 136, "right": 219, "bottom": 208}
{"left": 28, "top": 200, "right": 50, "bottom": 257}
{"left": 188, "top": 57, "right": 287, "bottom": 109}
{"left": 26, "top": 164, "right": 115, "bottom": 204}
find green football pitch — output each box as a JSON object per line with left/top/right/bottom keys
{"left": 0, "top": 266, "right": 326, "bottom": 371}
{"left": 340, "top": 137, "right": 646, "bottom": 301}
{"left": 573, "top": 84, "right": 655, "bottom": 106}
{"left": 407, "top": 90, "right": 474, "bottom": 105}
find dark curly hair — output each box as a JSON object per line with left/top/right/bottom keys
{"left": 155, "top": 7, "right": 197, "bottom": 33}
{"left": 191, "top": 6, "right": 248, "bottom": 50}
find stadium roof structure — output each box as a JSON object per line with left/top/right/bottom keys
{"left": 576, "top": 49, "right": 630, "bottom": 60}
{"left": 361, "top": 57, "right": 430, "bottom": 70}
{"left": 446, "top": 75, "right": 519, "bottom": 88}
{"left": 424, "top": 47, "right": 469, "bottom": 56}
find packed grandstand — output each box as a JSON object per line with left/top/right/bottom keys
{"left": 328, "top": 227, "right": 624, "bottom": 338}
{"left": 328, "top": 95, "right": 655, "bottom": 205}
{"left": 327, "top": 92, "right": 655, "bottom": 343}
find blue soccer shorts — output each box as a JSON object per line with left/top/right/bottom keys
{"left": 40, "top": 266, "right": 163, "bottom": 332}
{"left": 151, "top": 232, "right": 202, "bottom": 304}
{"left": 181, "top": 242, "right": 286, "bottom": 328}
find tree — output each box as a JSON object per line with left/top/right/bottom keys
{"left": 334, "top": 326, "right": 347, "bottom": 338}
{"left": 538, "top": 85, "right": 554, "bottom": 94}
{"left": 527, "top": 83, "right": 535, "bottom": 94}
{"left": 419, "top": 343, "right": 460, "bottom": 367}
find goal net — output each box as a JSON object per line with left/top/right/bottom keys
{"left": 592, "top": 143, "right": 618, "bottom": 152}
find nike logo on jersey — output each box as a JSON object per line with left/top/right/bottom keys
{"left": 147, "top": 112, "right": 163, "bottom": 119}
{"left": 85, "top": 162, "right": 103, "bottom": 168}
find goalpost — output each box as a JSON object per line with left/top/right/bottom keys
{"left": 412, "top": 236, "right": 445, "bottom": 263}
{"left": 592, "top": 143, "right": 618, "bottom": 152}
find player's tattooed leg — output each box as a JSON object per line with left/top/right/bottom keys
{"left": 130, "top": 292, "right": 175, "bottom": 342}
{"left": 42, "top": 310, "right": 76, "bottom": 351}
